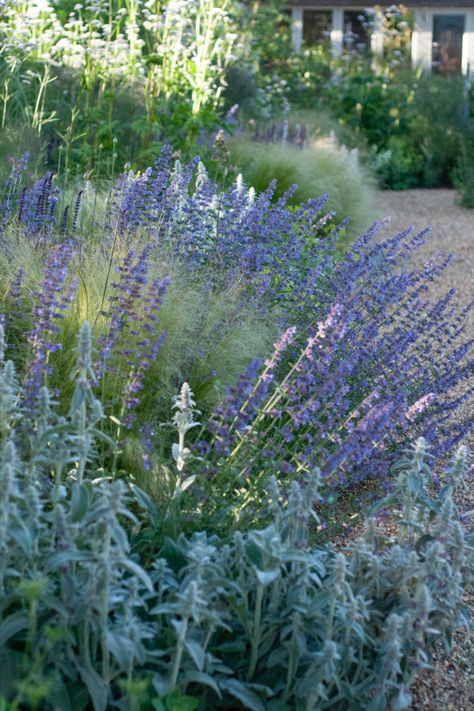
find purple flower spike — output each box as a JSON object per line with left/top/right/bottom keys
{"left": 23, "top": 241, "right": 77, "bottom": 408}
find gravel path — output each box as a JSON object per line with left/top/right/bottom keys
{"left": 375, "top": 189, "right": 474, "bottom": 711}
{"left": 376, "top": 189, "right": 474, "bottom": 335}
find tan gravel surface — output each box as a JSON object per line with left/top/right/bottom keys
{"left": 376, "top": 189, "right": 474, "bottom": 334}
{"left": 375, "top": 189, "right": 474, "bottom": 711}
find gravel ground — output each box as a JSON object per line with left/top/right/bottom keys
{"left": 375, "top": 189, "right": 474, "bottom": 336}
{"left": 374, "top": 190, "right": 474, "bottom": 711}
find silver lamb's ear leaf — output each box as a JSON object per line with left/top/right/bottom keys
{"left": 219, "top": 679, "right": 266, "bottom": 711}
{"left": 121, "top": 558, "right": 154, "bottom": 592}
{"left": 183, "top": 639, "right": 205, "bottom": 671}
{"left": 172, "top": 442, "right": 180, "bottom": 462}
{"left": 408, "top": 472, "right": 421, "bottom": 495}
{"left": 179, "top": 474, "right": 196, "bottom": 492}
{"left": 43, "top": 675, "right": 73, "bottom": 711}
{"left": 76, "top": 663, "right": 108, "bottom": 711}
{"left": 70, "top": 482, "right": 92, "bottom": 522}
{"left": 367, "top": 495, "right": 397, "bottom": 517}
{"left": 107, "top": 629, "right": 131, "bottom": 670}
{"left": 255, "top": 568, "right": 280, "bottom": 586}
{"left": 90, "top": 428, "right": 117, "bottom": 450}
{"left": 181, "top": 670, "right": 222, "bottom": 698}
{"left": 0, "top": 611, "right": 29, "bottom": 646}
{"left": 44, "top": 550, "right": 96, "bottom": 571}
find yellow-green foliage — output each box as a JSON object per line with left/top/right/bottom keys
{"left": 229, "top": 138, "right": 377, "bottom": 238}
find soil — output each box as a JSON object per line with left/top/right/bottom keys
{"left": 374, "top": 189, "right": 474, "bottom": 711}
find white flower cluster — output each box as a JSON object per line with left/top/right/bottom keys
{"left": 0, "top": 0, "right": 236, "bottom": 111}
{"left": 0, "top": 0, "right": 62, "bottom": 63}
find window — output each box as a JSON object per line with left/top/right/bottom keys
{"left": 432, "top": 14, "right": 465, "bottom": 73}
{"left": 303, "top": 10, "right": 332, "bottom": 47}
{"left": 343, "top": 11, "right": 369, "bottom": 53}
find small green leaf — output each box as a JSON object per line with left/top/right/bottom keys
{"left": 121, "top": 558, "right": 154, "bottom": 592}
{"left": 70, "top": 482, "right": 92, "bottom": 522}
{"left": 160, "top": 688, "right": 199, "bottom": 711}
{"left": 181, "top": 671, "right": 221, "bottom": 697}
{"left": 76, "top": 663, "right": 108, "bottom": 711}
{"left": 184, "top": 638, "right": 205, "bottom": 671}
{"left": 408, "top": 472, "right": 421, "bottom": 495}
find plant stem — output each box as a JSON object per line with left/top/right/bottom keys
{"left": 248, "top": 582, "right": 264, "bottom": 680}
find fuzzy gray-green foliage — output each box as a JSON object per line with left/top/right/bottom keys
{"left": 0, "top": 324, "right": 472, "bottom": 711}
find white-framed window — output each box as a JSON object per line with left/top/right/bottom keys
{"left": 432, "top": 14, "right": 466, "bottom": 73}
{"left": 343, "top": 10, "right": 370, "bottom": 53}
{"left": 302, "top": 9, "right": 332, "bottom": 47}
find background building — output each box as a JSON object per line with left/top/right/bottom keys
{"left": 287, "top": 2, "right": 474, "bottom": 74}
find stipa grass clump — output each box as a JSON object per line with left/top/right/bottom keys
{"left": 227, "top": 136, "right": 377, "bottom": 238}
{"left": 0, "top": 324, "right": 472, "bottom": 711}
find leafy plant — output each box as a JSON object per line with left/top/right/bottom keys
{"left": 454, "top": 135, "right": 474, "bottom": 208}
{"left": 0, "top": 326, "right": 471, "bottom": 709}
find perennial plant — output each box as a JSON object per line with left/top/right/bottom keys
{"left": 0, "top": 148, "right": 473, "bottom": 526}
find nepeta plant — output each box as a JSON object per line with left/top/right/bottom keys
{"left": 0, "top": 150, "right": 472, "bottom": 517}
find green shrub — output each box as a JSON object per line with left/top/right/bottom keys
{"left": 373, "top": 135, "right": 424, "bottom": 190}
{"left": 454, "top": 136, "right": 474, "bottom": 208}
{"left": 0, "top": 325, "right": 472, "bottom": 710}
{"left": 326, "top": 67, "right": 468, "bottom": 190}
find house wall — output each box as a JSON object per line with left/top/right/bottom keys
{"left": 412, "top": 7, "right": 433, "bottom": 69}
{"left": 290, "top": 4, "right": 474, "bottom": 73}
{"left": 462, "top": 9, "right": 474, "bottom": 72}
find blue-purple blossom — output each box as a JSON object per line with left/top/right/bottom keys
{"left": 22, "top": 242, "right": 78, "bottom": 408}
